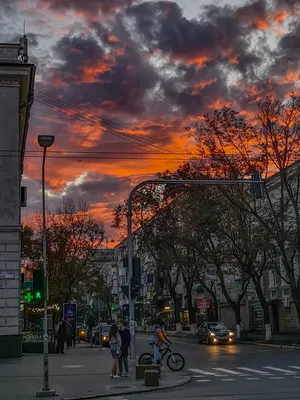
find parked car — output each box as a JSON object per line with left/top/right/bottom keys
{"left": 198, "top": 322, "right": 234, "bottom": 345}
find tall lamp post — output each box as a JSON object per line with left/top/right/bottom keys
{"left": 36, "top": 135, "right": 56, "bottom": 398}
{"left": 127, "top": 176, "right": 263, "bottom": 359}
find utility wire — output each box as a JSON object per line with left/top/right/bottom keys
{"left": 36, "top": 95, "right": 174, "bottom": 154}
{"left": 35, "top": 90, "right": 184, "bottom": 155}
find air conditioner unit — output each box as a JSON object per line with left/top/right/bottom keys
{"left": 283, "top": 298, "right": 291, "bottom": 308}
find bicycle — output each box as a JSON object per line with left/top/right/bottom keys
{"left": 138, "top": 342, "right": 185, "bottom": 371}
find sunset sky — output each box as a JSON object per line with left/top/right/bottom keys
{"left": 0, "top": 0, "right": 299, "bottom": 240}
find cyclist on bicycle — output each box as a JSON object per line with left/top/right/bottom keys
{"left": 152, "top": 320, "right": 170, "bottom": 365}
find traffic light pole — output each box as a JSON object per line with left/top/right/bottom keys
{"left": 127, "top": 176, "right": 264, "bottom": 360}
{"left": 36, "top": 148, "right": 55, "bottom": 397}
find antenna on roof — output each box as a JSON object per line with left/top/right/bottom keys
{"left": 18, "top": 21, "right": 28, "bottom": 63}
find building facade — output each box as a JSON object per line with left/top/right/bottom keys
{"left": 113, "top": 163, "right": 300, "bottom": 334}
{"left": 0, "top": 40, "right": 35, "bottom": 357}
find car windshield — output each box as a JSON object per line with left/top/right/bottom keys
{"left": 208, "top": 323, "right": 227, "bottom": 330}
{"left": 102, "top": 326, "right": 111, "bottom": 335}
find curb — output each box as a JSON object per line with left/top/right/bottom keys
{"left": 62, "top": 375, "right": 192, "bottom": 400}
{"left": 238, "top": 340, "right": 300, "bottom": 350}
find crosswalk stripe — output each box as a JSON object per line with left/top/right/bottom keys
{"left": 192, "top": 375, "right": 205, "bottom": 378}
{"left": 237, "top": 367, "right": 272, "bottom": 375}
{"left": 264, "top": 367, "right": 297, "bottom": 374}
{"left": 270, "top": 377, "right": 284, "bottom": 380}
{"left": 245, "top": 377, "right": 260, "bottom": 380}
{"left": 221, "top": 378, "right": 235, "bottom": 381}
{"left": 289, "top": 366, "right": 300, "bottom": 370}
{"left": 196, "top": 379, "right": 211, "bottom": 382}
{"left": 293, "top": 376, "right": 300, "bottom": 379}
{"left": 188, "top": 368, "right": 226, "bottom": 377}
{"left": 212, "top": 368, "right": 249, "bottom": 376}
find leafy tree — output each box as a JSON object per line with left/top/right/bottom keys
{"left": 22, "top": 198, "right": 104, "bottom": 306}
{"left": 189, "top": 94, "right": 300, "bottom": 326}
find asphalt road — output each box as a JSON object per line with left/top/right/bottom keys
{"left": 129, "top": 334, "right": 300, "bottom": 400}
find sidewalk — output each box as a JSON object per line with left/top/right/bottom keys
{"left": 0, "top": 344, "right": 190, "bottom": 400}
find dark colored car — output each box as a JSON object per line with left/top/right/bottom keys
{"left": 198, "top": 322, "right": 235, "bottom": 345}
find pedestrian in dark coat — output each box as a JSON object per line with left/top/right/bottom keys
{"left": 118, "top": 321, "right": 131, "bottom": 376}
{"left": 55, "top": 319, "right": 67, "bottom": 354}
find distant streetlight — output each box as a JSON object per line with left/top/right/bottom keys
{"left": 36, "top": 135, "right": 56, "bottom": 398}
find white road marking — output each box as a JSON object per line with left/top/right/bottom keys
{"left": 188, "top": 368, "right": 227, "bottom": 377}
{"left": 196, "top": 379, "right": 211, "bottom": 383}
{"left": 61, "top": 365, "right": 85, "bottom": 368}
{"left": 220, "top": 378, "right": 236, "bottom": 381}
{"left": 293, "top": 376, "right": 300, "bottom": 379}
{"left": 212, "top": 368, "right": 249, "bottom": 376}
{"left": 289, "top": 366, "right": 300, "bottom": 370}
{"left": 237, "top": 367, "right": 273, "bottom": 375}
{"left": 264, "top": 367, "right": 297, "bottom": 375}
{"left": 269, "top": 377, "right": 284, "bottom": 380}
{"left": 192, "top": 375, "right": 205, "bottom": 378}
{"left": 245, "top": 377, "right": 260, "bottom": 381}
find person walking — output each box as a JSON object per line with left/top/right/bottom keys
{"left": 109, "top": 324, "right": 122, "bottom": 378}
{"left": 118, "top": 321, "right": 131, "bottom": 377}
{"left": 55, "top": 319, "right": 67, "bottom": 354}
{"left": 66, "top": 320, "right": 73, "bottom": 348}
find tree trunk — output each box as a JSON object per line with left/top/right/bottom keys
{"left": 291, "top": 286, "right": 300, "bottom": 325}
{"left": 186, "top": 288, "right": 197, "bottom": 333}
{"left": 253, "top": 280, "right": 271, "bottom": 340}
{"left": 171, "top": 293, "right": 181, "bottom": 331}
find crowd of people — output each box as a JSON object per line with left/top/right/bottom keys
{"left": 54, "top": 319, "right": 76, "bottom": 354}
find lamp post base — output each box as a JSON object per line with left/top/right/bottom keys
{"left": 35, "top": 389, "right": 56, "bottom": 397}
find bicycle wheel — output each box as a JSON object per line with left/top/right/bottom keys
{"left": 138, "top": 352, "right": 153, "bottom": 364}
{"left": 167, "top": 352, "right": 185, "bottom": 371}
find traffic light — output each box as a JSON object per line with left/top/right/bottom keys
{"left": 33, "top": 269, "right": 44, "bottom": 303}
{"left": 111, "top": 305, "right": 116, "bottom": 311}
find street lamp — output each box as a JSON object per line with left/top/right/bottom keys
{"left": 127, "top": 176, "right": 264, "bottom": 359}
{"left": 36, "top": 135, "right": 56, "bottom": 398}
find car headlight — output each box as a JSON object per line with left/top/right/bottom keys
{"left": 209, "top": 332, "right": 215, "bottom": 336}
{"left": 103, "top": 336, "right": 108, "bottom": 340}
{"left": 229, "top": 332, "right": 234, "bottom": 336}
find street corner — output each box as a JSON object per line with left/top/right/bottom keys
{"left": 60, "top": 373, "right": 192, "bottom": 400}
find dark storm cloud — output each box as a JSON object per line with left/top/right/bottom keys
{"left": 65, "top": 173, "right": 131, "bottom": 203}
{"left": 39, "top": 0, "right": 133, "bottom": 14}
{"left": 50, "top": 32, "right": 159, "bottom": 115}
{"left": 53, "top": 36, "right": 105, "bottom": 84}
{"left": 267, "top": 29, "right": 300, "bottom": 83}
{"left": 128, "top": 1, "right": 256, "bottom": 57}
{"left": 236, "top": 0, "right": 268, "bottom": 28}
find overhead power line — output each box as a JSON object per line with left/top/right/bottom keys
{"left": 35, "top": 90, "right": 184, "bottom": 156}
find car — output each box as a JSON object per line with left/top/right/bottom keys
{"left": 94, "top": 324, "right": 111, "bottom": 347}
{"left": 78, "top": 327, "right": 86, "bottom": 341}
{"left": 198, "top": 322, "right": 235, "bottom": 345}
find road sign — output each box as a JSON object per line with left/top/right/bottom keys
{"left": 63, "top": 303, "right": 77, "bottom": 325}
